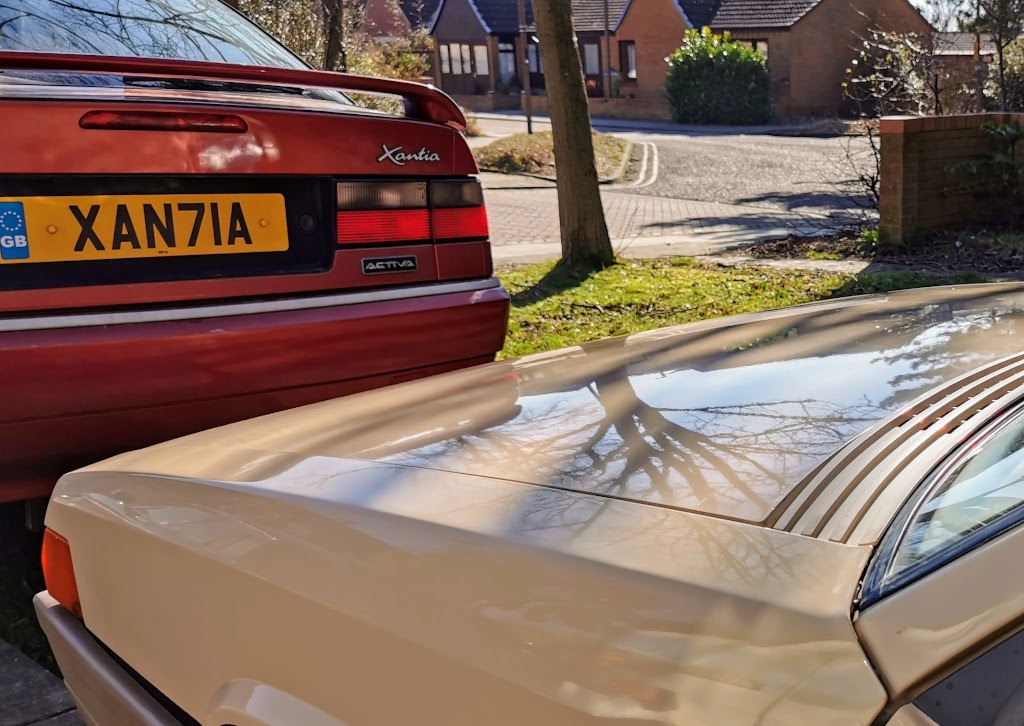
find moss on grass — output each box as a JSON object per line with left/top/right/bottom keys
{"left": 498, "top": 258, "right": 986, "bottom": 359}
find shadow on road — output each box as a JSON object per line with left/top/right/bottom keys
{"left": 637, "top": 213, "right": 850, "bottom": 236}
{"left": 734, "top": 190, "right": 874, "bottom": 213}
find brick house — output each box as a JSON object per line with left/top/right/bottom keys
{"left": 364, "top": 0, "right": 442, "bottom": 41}
{"left": 429, "top": 0, "right": 629, "bottom": 102}
{"left": 431, "top": 0, "right": 932, "bottom": 118}
{"left": 929, "top": 32, "right": 996, "bottom": 114}
{"left": 622, "top": 0, "right": 934, "bottom": 116}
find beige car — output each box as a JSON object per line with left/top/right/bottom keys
{"left": 34, "top": 282, "right": 1024, "bottom": 726}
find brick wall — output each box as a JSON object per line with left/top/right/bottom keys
{"left": 363, "top": 0, "right": 411, "bottom": 40}
{"left": 726, "top": 30, "right": 793, "bottom": 118}
{"left": 879, "top": 114, "right": 1022, "bottom": 243}
{"left": 615, "top": 0, "right": 688, "bottom": 99}
{"left": 530, "top": 95, "right": 671, "bottom": 120}
{"left": 452, "top": 93, "right": 522, "bottom": 112}
{"left": 785, "top": 0, "right": 932, "bottom": 117}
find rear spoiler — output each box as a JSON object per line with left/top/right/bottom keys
{"left": 0, "top": 51, "right": 467, "bottom": 131}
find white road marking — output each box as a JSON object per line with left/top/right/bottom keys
{"left": 633, "top": 142, "right": 660, "bottom": 189}
{"left": 628, "top": 142, "right": 650, "bottom": 187}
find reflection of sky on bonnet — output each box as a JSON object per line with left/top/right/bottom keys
{"left": 373, "top": 312, "right": 1003, "bottom": 522}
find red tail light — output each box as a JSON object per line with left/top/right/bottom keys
{"left": 337, "top": 209, "right": 431, "bottom": 245}
{"left": 80, "top": 110, "right": 248, "bottom": 133}
{"left": 433, "top": 206, "right": 489, "bottom": 240}
{"left": 333, "top": 179, "right": 489, "bottom": 246}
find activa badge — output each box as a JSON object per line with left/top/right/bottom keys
{"left": 362, "top": 255, "right": 418, "bottom": 275}
{"left": 0, "top": 202, "right": 29, "bottom": 261}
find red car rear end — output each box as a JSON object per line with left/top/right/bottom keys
{"left": 0, "top": 0, "right": 509, "bottom": 503}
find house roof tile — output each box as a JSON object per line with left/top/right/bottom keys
{"left": 444, "top": 0, "right": 632, "bottom": 35}
{"left": 935, "top": 31, "right": 998, "bottom": 56}
{"left": 569, "top": 0, "right": 633, "bottom": 32}
{"left": 436, "top": 0, "right": 836, "bottom": 38}
{"left": 399, "top": 0, "right": 443, "bottom": 28}
{"left": 677, "top": 0, "right": 823, "bottom": 29}
{"left": 468, "top": 0, "right": 523, "bottom": 33}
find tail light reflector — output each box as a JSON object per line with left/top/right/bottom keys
{"left": 336, "top": 209, "right": 431, "bottom": 245}
{"left": 333, "top": 179, "right": 488, "bottom": 246}
{"left": 433, "top": 206, "right": 489, "bottom": 240}
{"left": 80, "top": 110, "right": 248, "bottom": 133}
{"left": 41, "top": 528, "right": 82, "bottom": 619}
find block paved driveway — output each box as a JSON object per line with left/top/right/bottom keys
{"left": 474, "top": 114, "right": 875, "bottom": 263}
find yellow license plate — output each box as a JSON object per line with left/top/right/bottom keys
{"left": 0, "top": 193, "right": 288, "bottom": 264}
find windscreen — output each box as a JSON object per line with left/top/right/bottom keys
{"left": 0, "top": 0, "right": 307, "bottom": 68}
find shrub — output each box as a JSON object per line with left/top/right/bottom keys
{"left": 462, "top": 110, "right": 484, "bottom": 137}
{"left": 993, "top": 37, "right": 1024, "bottom": 111}
{"left": 665, "top": 27, "right": 772, "bottom": 125}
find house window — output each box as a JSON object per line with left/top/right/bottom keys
{"left": 741, "top": 39, "right": 769, "bottom": 58}
{"left": 473, "top": 45, "right": 489, "bottom": 76}
{"left": 450, "top": 43, "right": 462, "bottom": 75}
{"left": 583, "top": 43, "right": 600, "bottom": 75}
{"left": 461, "top": 43, "right": 472, "bottom": 74}
{"left": 498, "top": 42, "right": 515, "bottom": 84}
{"left": 439, "top": 44, "right": 450, "bottom": 74}
{"left": 527, "top": 42, "right": 542, "bottom": 73}
{"left": 620, "top": 40, "right": 637, "bottom": 80}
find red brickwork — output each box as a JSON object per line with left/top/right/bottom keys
{"left": 780, "top": 0, "right": 931, "bottom": 117}
{"left": 880, "top": 114, "right": 1024, "bottom": 243}
{"left": 615, "top": 0, "right": 688, "bottom": 99}
{"left": 532, "top": 95, "right": 671, "bottom": 120}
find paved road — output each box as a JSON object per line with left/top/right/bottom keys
{"left": 619, "top": 131, "right": 872, "bottom": 217}
{"left": 472, "top": 113, "right": 874, "bottom": 261}
{"left": 481, "top": 173, "right": 847, "bottom": 264}
{"left": 0, "top": 639, "right": 80, "bottom": 726}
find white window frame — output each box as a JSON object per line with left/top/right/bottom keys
{"left": 473, "top": 45, "right": 489, "bottom": 76}
{"left": 450, "top": 43, "right": 462, "bottom": 75}
{"left": 583, "top": 43, "right": 600, "bottom": 75}
{"left": 622, "top": 41, "right": 637, "bottom": 80}
{"left": 527, "top": 43, "right": 542, "bottom": 74}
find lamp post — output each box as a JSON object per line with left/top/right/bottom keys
{"left": 518, "top": 0, "right": 534, "bottom": 134}
{"left": 604, "top": 0, "right": 612, "bottom": 99}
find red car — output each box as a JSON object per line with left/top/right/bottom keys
{"left": 0, "top": 0, "right": 509, "bottom": 504}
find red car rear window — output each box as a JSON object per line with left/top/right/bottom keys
{"left": 0, "top": 0, "right": 309, "bottom": 70}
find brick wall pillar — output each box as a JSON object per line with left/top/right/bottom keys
{"left": 878, "top": 114, "right": 1024, "bottom": 244}
{"left": 879, "top": 117, "right": 920, "bottom": 244}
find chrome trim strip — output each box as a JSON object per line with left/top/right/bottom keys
{"left": 0, "top": 277, "right": 502, "bottom": 332}
{"left": 33, "top": 592, "right": 181, "bottom": 726}
{"left": 772, "top": 351, "right": 1024, "bottom": 535}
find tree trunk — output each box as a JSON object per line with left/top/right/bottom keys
{"left": 998, "top": 36, "right": 1008, "bottom": 111}
{"left": 531, "top": 0, "right": 615, "bottom": 270}
{"left": 324, "top": 0, "right": 347, "bottom": 72}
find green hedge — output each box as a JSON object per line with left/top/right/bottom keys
{"left": 665, "top": 27, "right": 773, "bottom": 125}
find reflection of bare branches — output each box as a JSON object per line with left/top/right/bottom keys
{"left": 0, "top": 0, "right": 303, "bottom": 67}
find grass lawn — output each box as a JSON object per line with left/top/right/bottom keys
{"left": 498, "top": 258, "right": 987, "bottom": 359}
{"left": 474, "top": 131, "right": 628, "bottom": 180}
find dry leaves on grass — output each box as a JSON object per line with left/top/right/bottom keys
{"left": 474, "top": 131, "right": 628, "bottom": 179}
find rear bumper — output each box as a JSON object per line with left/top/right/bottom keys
{"left": 2, "top": 278, "right": 509, "bottom": 501}
{"left": 33, "top": 591, "right": 182, "bottom": 726}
